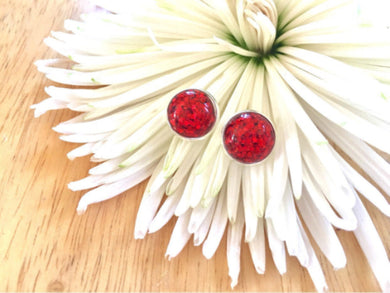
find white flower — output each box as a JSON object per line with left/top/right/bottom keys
{"left": 33, "top": 0, "right": 390, "bottom": 291}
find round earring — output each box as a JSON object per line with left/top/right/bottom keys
{"left": 222, "top": 111, "right": 276, "bottom": 164}
{"left": 167, "top": 89, "right": 217, "bottom": 139}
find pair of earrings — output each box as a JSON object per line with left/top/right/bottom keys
{"left": 167, "top": 89, "right": 275, "bottom": 165}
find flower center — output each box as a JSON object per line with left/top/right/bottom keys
{"left": 242, "top": 0, "right": 278, "bottom": 55}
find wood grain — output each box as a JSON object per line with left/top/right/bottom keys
{"left": 0, "top": 0, "right": 389, "bottom": 291}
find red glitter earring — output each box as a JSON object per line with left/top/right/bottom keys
{"left": 223, "top": 111, "right": 276, "bottom": 164}
{"left": 167, "top": 89, "right": 217, "bottom": 139}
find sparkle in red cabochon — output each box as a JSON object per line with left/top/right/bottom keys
{"left": 223, "top": 111, "right": 276, "bottom": 164}
{"left": 167, "top": 89, "right": 217, "bottom": 138}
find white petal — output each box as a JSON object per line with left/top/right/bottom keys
{"left": 265, "top": 64, "right": 302, "bottom": 199}
{"left": 264, "top": 132, "right": 289, "bottom": 218}
{"left": 175, "top": 157, "right": 212, "bottom": 216}
{"left": 269, "top": 56, "right": 390, "bottom": 153}
{"left": 206, "top": 0, "right": 243, "bottom": 46}
{"left": 144, "top": 157, "right": 166, "bottom": 194}
{"left": 297, "top": 219, "right": 328, "bottom": 293}
{"left": 188, "top": 197, "right": 217, "bottom": 235}
{"left": 248, "top": 218, "right": 266, "bottom": 274}
{"left": 242, "top": 167, "right": 258, "bottom": 242}
{"left": 31, "top": 98, "right": 67, "bottom": 117}
{"left": 163, "top": 138, "right": 205, "bottom": 177}
{"left": 88, "top": 54, "right": 228, "bottom": 109}
{"left": 227, "top": 200, "right": 245, "bottom": 288}
{"left": 201, "top": 150, "right": 231, "bottom": 207}
{"left": 227, "top": 163, "right": 242, "bottom": 223}
{"left": 165, "top": 143, "right": 205, "bottom": 196}
{"left": 300, "top": 136, "right": 357, "bottom": 215}
{"left": 60, "top": 133, "right": 108, "bottom": 143}
{"left": 148, "top": 184, "right": 183, "bottom": 234}
{"left": 134, "top": 181, "right": 168, "bottom": 239}
{"left": 67, "top": 143, "right": 95, "bottom": 160}
{"left": 246, "top": 164, "right": 266, "bottom": 217}
{"left": 193, "top": 199, "right": 217, "bottom": 246}
{"left": 89, "top": 154, "right": 128, "bottom": 175}
{"left": 302, "top": 164, "right": 357, "bottom": 231}
{"left": 202, "top": 183, "right": 228, "bottom": 259}
{"left": 119, "top": 130, "right": 171, "bottom": 167}
{"left": 269, "top": 182, "right": 300, "bottom": 252}
{"left": 297, "top": 189, "right": 346, "bottom": 269}
{"left": 165, "top": 210, "right": 192, "bottom": 260}
{"left": 314, "top": 113, "right": 390, "bottom": 194}
{"left": 353, "top": 195, "right": 390, "bottom": 292}
{"left": 333, "top": 151, "right": 390, "bottom": 216}
{"left": 76, "top": 164, "right": 154, "bottom": 214}
{"left": 266, "top": 218, "right": 286, "bottom": 275}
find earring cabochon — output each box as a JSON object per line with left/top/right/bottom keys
{"left": 167, "top": 89, "right": 218, "bottom": 139}
{"left": 222, "top": 110, "right": 276, "bottom": 164}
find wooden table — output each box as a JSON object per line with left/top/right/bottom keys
{"left": 1, "top": 0, "right": 389, "bottom": 291}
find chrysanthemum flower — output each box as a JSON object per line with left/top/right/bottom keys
{"left": 33, "top": 0, "right": 390, "bottom": 291}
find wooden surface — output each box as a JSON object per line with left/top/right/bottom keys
{"left": 0, "top": 0, "right": 389, "bottom": 291}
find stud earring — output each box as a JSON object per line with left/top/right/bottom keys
{"left": 167, "top": 89, "right": 217, "bottom": 139}
{"left": 222, "top": 111, "right": 276, "bottom": 164}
